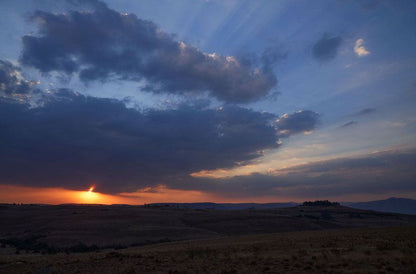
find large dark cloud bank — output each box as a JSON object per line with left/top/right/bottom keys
{"left": 0, "top": 86, "right": 318, "bottom": 193}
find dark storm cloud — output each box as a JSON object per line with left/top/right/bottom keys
{"left": 20, "top": 2, "right": 277, "bottom": 103}
{"left": 189, "top": 149, "right": 416, "bottom": 199}
{"left": 0, "top": 91, "right": 317, "bottom": 193}
{"left": 276, "top": 110, "right": 320, "bottom": 137}
{"left": 312, "top": 34, "right": 342, "bottom": 62}
{"left": 0, "top": 60, "right": 35, "bottom": 95}
{"left": 341, "top": 121, "right": 358, "bottom": 128}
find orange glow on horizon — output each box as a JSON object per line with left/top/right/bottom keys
{"left": 0, "top": 184, "right": 293, "bottom": 205}
{"left": 0, "top": 184, "right": 413, "bottom": 204}
{"left": 0, "top": 185, "right": 137, "bottom": 205}
{"left": 80, "top": 187, "right": 100, "bottom": 203}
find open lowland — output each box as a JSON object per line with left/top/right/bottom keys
{"left": 1, "top": 204, "right": 416, "bottom": 273}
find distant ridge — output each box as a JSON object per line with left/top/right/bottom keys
{"left": 147, "top": 198, "right": 416, "bottom": 215}
{"left": 147, "top": 202, "right": 298, "bottom": 210}
{"left": 6, "top": 198, "right": 414, "bottom": 215}
{"left": 343, "top": 197, "right": 416, "bottom": 215}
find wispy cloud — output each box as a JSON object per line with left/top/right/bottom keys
{"left": 355, "top": 108, "right": 376, "bottom": 116}
{"left": 191, "top": 148, "right": 416, "bottom": 201}
{"left": 341, "top": 121, "right": 358, "bottom": 128}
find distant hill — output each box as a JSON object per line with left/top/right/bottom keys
{"left": 147, "top": 202, "right": 299, "bottom": 210}
{"left": 149, "top": 198, "right": 416, "bottom": 214}
{"left": 344, "top": 197, "right": 416, "bottom": 215}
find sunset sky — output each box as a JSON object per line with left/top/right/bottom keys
{"left": 0, "top": 0, "right": 415, "bottom": 204}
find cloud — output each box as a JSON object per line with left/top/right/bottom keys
{"left": 269, "top": 149, "right": 416, "bottom": 198}
{"left": 276, "top": 110, "right": 320, "bottom": 137}
{"left": 192, "top": 149, "right": 416, "bottom": 200}
{"left": 312, "top": 34, "right": 342, "bottom": 62}
{"left": 19, "top": 3, "right": 277, "bottom": 103}
{"left": 356, "top": 108, "right": 376, "bottom": 116}
{"left": 0, "top": 90, "right": 318, "bottom": 193}
{"left": 354, "top": 38, "right": 370, "bottom": 57}
{"left": 340, "top": 121, "right": 358, "bottom": 128}
{"left": 0, "top": 60, "right": 37, "bottom": 95}
{"left": 260, "top": 47, "right": 288, "bottom": 70}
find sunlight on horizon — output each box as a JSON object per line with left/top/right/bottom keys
{"left": 79, "top": 186, "right": 100, "bottom": 203}
{"left": 0, "top": 184, "right": 412, "bottom": 205}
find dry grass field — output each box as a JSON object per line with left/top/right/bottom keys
{"left": 1, "top": 204, "right": 416, "bottom": 273}
{"left": 1, "top": 227, "right": 416, "bottom": 273}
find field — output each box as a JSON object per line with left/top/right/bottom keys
{"left": 1, "top": 227, "right": 416, "bottom": 273}
{"left": 1, "top": 204, "right": 416, "bottom": 273}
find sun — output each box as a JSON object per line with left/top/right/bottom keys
{"left": 79, "top": 186, "right": 99, "bottom": 203}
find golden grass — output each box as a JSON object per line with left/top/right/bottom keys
{"left": 1, "top": 226, "right": 415, "bottom": 273}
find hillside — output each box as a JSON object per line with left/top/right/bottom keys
{"left": 148, "top": 202, "right": 298, "bottom": 210}
{"left": 1, "top": 227, "right": 416, "bottom": 273}
{"left": 150, "top": 197, "right": 416, "bottom": 215}
{"left": 1, "top": 203, "right": 415, "bottom": 252}
{"left": 345, "top": 197, "right": 416, "bottom": 215}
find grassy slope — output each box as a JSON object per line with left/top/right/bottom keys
{"left": 1, "top": 204, "right": 415, "bottom": 250}
{"left": 1, "top": 226, "right": 415, "bottom": 273}
{"left": 1, "top": 204, "right": 416, "bottom": 273}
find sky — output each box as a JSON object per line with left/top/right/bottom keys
{"left": 0, "top": 0, "right": 415, "bottom": 204}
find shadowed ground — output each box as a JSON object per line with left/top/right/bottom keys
{"left": 1, "top": 227, "right": 415, "bottom": 273}
{"left": 1, "top": 204, "right": 416, "bottom": 273}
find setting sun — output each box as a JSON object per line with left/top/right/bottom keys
{"left": 80, "top": 186, "right": 99, "bottom": 203}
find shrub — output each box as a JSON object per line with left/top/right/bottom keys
{"left": 302, "top": 200, "right": 340, "bottom": 206}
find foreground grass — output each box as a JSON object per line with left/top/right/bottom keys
{"left": 1, "top": 226, "right": 415, "bottom": 273}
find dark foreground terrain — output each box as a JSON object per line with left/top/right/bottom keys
{"left": 1, "top": 204, "right": 416, "bottom": 273}
{"left": 1, "top": 227, "right": 416, "bottom": 273}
